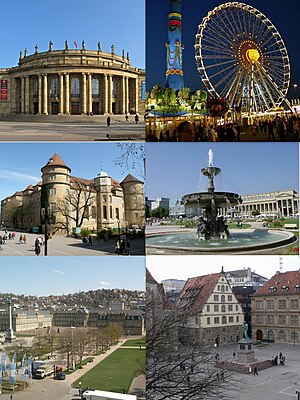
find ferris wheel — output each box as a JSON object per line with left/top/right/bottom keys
{"left": 195, "top": 2, "right": 291, "bottom": 114}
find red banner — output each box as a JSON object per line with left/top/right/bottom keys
{"left": 0, "top": 80, "right": 8, "bottom": 100}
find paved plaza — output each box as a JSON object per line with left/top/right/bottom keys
{"left": 0, "top": 115, "right": 145, "bottom": 141}
{"left": 0, "top": 230, "right": 145, "bottom": 256}
{"left": 217, "top": 343, "right": 300, "bottom": 400}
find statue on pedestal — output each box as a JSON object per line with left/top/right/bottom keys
{"left": 242, "top": 321, "right": 249, "bottom": 340}
{"left": 97, "top": 41, "right": 102, "bottom": 52}
{"left": 49, "top": 41, "right": 53, "bottom": 51}
{"left": 65, "top": 40, "right": 69, "bottom": 50}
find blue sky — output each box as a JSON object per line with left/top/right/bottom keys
{"left": 0, "top": 0, "right": 145, "bottom": 69}
{"left": 146, "top": 143, "right": 299, "bottom": 199}
{"left": 0, "top": 257, "right": 145, "bottom": 295}
{"left": 0, "top": 143, "right": 144, "bottom": 201}
{"left": 147, "top": 255, "right": 300, "bottom": 281}
{"left": 147, "top": 0, "right": 300, "bottom": 96}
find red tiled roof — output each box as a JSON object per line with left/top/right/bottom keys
{"left": 177, "top": 273, "right": 222, "bottom": 315}
{"left": 252, "top": 271, "right": 300, "bottom": 297}
{"left": 41, "top": 153, "right": 71, "bottom": 171}
{"left": 24, "top": 184, "right": 34, "bottom": 191}
{"left": 121, "top": 174, "right": 144, "bottom": 185}
{"left": 146, "top": 269, "right": 173, "bottom": 309}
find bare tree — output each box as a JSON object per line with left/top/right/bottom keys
{"left": 146, "top": 290, "right": 243, "bottom": 400}
{"left": 55, "top": 182, "right": 96, "bottom": 234}
{"left": 73, "top": 328, "right": 93, "bottom": 364}
{"left": 114, "top": 143, "right": 145, "bottom": 181}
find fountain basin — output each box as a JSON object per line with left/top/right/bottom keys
{"left": 146, "top": 229, "right": 297, "bottom": 254}
{"left": 182, "top": 191, "right": 242, "bottom": 209}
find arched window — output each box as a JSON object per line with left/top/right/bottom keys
{"left": 71, "top": 78, "right": 80, "bottom": 95}
{"left": 51, "top": 77, "right": 59, "bottom": 96}
{"left": 222, "top": 316, "right": 227, "bottom": 324}
{"left": 103, "top": 205, "right": 107, "bottom": 220}
{"left": 221, "top": 295, "right": 225, "bottom": 303}
{"left": 116, "top": 208, "right": 119, "bottom": 219}
{"left": 278, "top": 330, "right": 286, "bottom": 341}
{"left": 221, "top": 305, "right": 226, "bottom": 313}
{"left": 221, "top": 285, "right": 225, "bottom": 292}
{"left": 92, "top": 78, "right": 99, "bottom": 95}
{"left": 110, "top": 206, "right": 113, "bottom": 219}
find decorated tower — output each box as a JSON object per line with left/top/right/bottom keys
{"left": 165, "top": 0, "right": 185, "bottom": 91}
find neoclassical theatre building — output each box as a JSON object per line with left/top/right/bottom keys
{"left": 0, "top": 153, "right": 145, "bottom": 234}
{"left": 0, "top": 41, "right": 145, "bottom": 116}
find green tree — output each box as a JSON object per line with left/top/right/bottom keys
{"left": 150, "top": 207, "right": 169, "bottom": 219}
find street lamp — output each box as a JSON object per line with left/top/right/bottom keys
{"left": 292, "top": 330, "right": 297, "bottom": 347}
{"left": 70, "top": 326, "right": 76, "bottom": 370}
{"left": 294, "top": 84, "right": 298, "bottom": 100}
{"left": 117, "top": 220, "right": 121, "bottom": 241}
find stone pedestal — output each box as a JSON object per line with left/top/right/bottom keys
{"left": 5, "top": 328, "right": 16, "bottom": 343}
{"left": 236, "top": 339, "right": 256, "bottom": 364}
{"left": 220, "top": 231, "right": 228, "bottom": 240}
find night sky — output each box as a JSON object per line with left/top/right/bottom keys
{"left": 146, "top": 0, "right": 300, "bottom": 97}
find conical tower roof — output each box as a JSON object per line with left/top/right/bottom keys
{"left": 120, "top": 174, "right": 143, "bottom": 185}
{"left": 41, "top": 153, "right": 71, "bottom": 172}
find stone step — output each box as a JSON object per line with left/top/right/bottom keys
{"left": 217, "top": 359, "right": 273, "bottom": 374}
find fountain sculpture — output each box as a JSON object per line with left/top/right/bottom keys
{"left": 182, "top": 149, "right": 242, "bottom": 240}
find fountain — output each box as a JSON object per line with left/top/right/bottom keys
{"left": 146, "top": 149, "right": 297, "bottom": 254}
{"left": 182, "top": 149, "right": 242, "bottom": 240}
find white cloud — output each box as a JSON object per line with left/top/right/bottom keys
{"left": 100, "top": 281, "right": 110, "bottom": 286}
{"left": 53, "top": 270, "right": 65, "bottom": 276}
{"left": 0, "top": 169, "right": 40, "bottom": 183}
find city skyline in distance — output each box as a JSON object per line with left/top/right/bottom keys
{"left": 0, "top": 0, "right": 145, "bottom": 69}
{"left": 147, "top": 255, "right": 300, "bottom": 283}
{"left": 0, "top": 257, "right": 145, "bottom": 296}
{"left": 146, "top": 143, "right": 299, "bottom": 200}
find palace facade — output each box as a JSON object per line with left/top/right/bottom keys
{"left": 0, "top": 41, "right": 145, "bottom": 116}
{"left": 0, "top": 153, "right": 144, "bottom": 234}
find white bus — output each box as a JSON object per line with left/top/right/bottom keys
{"left": 82, "top": 390, "right": 137, "bottom": 400}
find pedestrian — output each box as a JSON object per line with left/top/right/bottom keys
{"left": 125, "top": 114, "right": 129, "bottom": 122}
{"left": 115, "top": 240, "right": 121, "bottom": 255}
{"left": 88, "top": 235, "right": 93, "bottom": 246}
{"left": 253, "top": 366, "right": 258, "bottom": 375}
{"left": 23, "top": 234, "right": 27, "bottom": 243}
{"left": 134, "top": 113, "right": 139, "bottom": 124}
{"left": 19, "top": 234, "right": 23, "bottom": 244}
{"left": 107, "top": 116, "right": 111, "bottom": 127}
{"left": 120, "top": 239, "right": 126, "bottom": 254}
{"left": 35, "top": 239, "right": 41, "bottom": 256}
{"left": 279, "top": 352, "right": 282, "bottom": 359}
{"left": 126, "top": 239, "right": 131, "bottom": 255}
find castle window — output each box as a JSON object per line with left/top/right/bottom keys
{"left": 291, "top": 315, "right": 299, "bottom": 325}
{"left": 103, "top": 205, "right": 107, "bottom": 219}
{"left": 51, "top": 77, "right": 59, "bottom": 96}
{"left": 50, "top": 188, "right": 56, "bottom": 195}
{"left": 278, "top": 300, "right": 286, "bottom": 309}
{"left": 214, "top": 305, "right": 219, "bottom": 312}
{"left": 228, "top": 295, "right": 232, "bottom": 301}
{"left": 49, "top": 174, "right": 56, "bottom": 180}
{"left": 222, "top": 316, "right": 227, "bottom": 324}
{"left": 92, "top": 78, "right": 99, "bottom": 95}
{"left": 91, "top": 206, "right": 96, "bottom": 219}
{"left": 221, "top": 295, "right": 225, "bottom": 303}
{"left": 110, "top": 206, "right": 113, "bottom": 219}
{"left": 291, "top": 299, "right": 299, "bottom": 309}
{"left": 116, "top": 208, "right": 119, "bottom": 219}
{"left": 71, "top": 78, "right": 80, "bottom": 95}
{"left": 50, "top": 203, "right": 56, "bottom": 212}
{"left": 221, "top": 285, "right": 225, "bottom": 292}
{"left": 221, "top": 305, "right": 226, "bottom": 312}
{"left": 207, "top": 317, "right": 210, "bottom": 325}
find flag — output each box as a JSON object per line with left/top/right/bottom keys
{"left": 28, "top": 357, "right": 32, "bottom": 379}
{"left": 9, "top": 360, "right": 16, "bottom": 384}
{"left": 74, "top": 40, "right": 78, "bottom": 48}
{"left": 21, "top": 356, "right": 25, "bottom": 381}
{"left": 1, "top": 354, "right": 6, "bottom": 373}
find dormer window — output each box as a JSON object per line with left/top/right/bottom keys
{"left": 269, "top": 286, "right": 277, "bottom": 292}
{"left": 281, "top": 286, "right": 289, "bottom": 291}
{"left": 295, "top": 285, "right": 300, "bottom": 292}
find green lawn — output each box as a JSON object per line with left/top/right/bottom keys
{"left": 72, "top": 348, "right": 145, "bottom": 394}
{"left": 121, "top": 338, "right": 145, "bottom": 347}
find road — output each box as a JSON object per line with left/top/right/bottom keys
{"left": 0, "top": 230, "right": 145, "bottom": 256}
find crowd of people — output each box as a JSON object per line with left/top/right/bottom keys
{"left": 115, "top": 238, "right": 131, "bottom": 255}
{"left": 146, "top": 114, "right": 300, "bottom": 142}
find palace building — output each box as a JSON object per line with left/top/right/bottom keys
{"left": 0, "top": 41, "right": 145, "bottom": 116}
{"left": 0, "top": 153, "right": 144, "bottom": 234}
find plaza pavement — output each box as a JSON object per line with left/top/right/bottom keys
{"left": 0, "top": 336, "right": 145, "bottom": 400}
{"left": 0, "top": 230, "right": 145, "bottom": 256}
{"left": 0, "top": 115, "right": 145, "bottom": 141}
{"left": 217, "top": 342, "right": 300, "bottom": 400}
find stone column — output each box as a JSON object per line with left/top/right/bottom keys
{"left": 65, "top": 73, "right": 70, "bottom": 114}
{"left": 59, "top": 73, "right": 64, "bottom": 114}
{"left": 291, "top": 198, "right": 295, "bottom": 215}
{"left": 135, "top": 78, "right": 139, "bottom": 113}
{"left": 286, "top": 199, "right": 290, "bottom": 217}
{"left": 82, "top": 73, "right": 87, "bottom": 114}
{"left": 38, "top": 75, "right": 42, "bottom": 114}
{"left": 103, "top": 74, "right": 108, "bottom": 114}
{"left": 43, "top": 74, "right": 48, "bottom": 115}
{"left": 125, "top": 76, "right": 129, "bottom": 113}
{"left": 88, "top": 74, "right": 92, "bottom": 114}
{"left": 121, "top": 76, "right": 126, "bottom": 114}
{"left": 25, "top": 76, "right": 30, "bottom": 114}
{"left": 20, "top": 77, "right": 25, "bottom": 114}
{"left": 108, "top": 75, "right": 113, "bottom": 114}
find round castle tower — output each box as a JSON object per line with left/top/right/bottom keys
{"left": 120, "top": 174, "right": 144, "bottom": 228}
{"left": 41, "top": 153, "right": 71, "bottom": 230}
